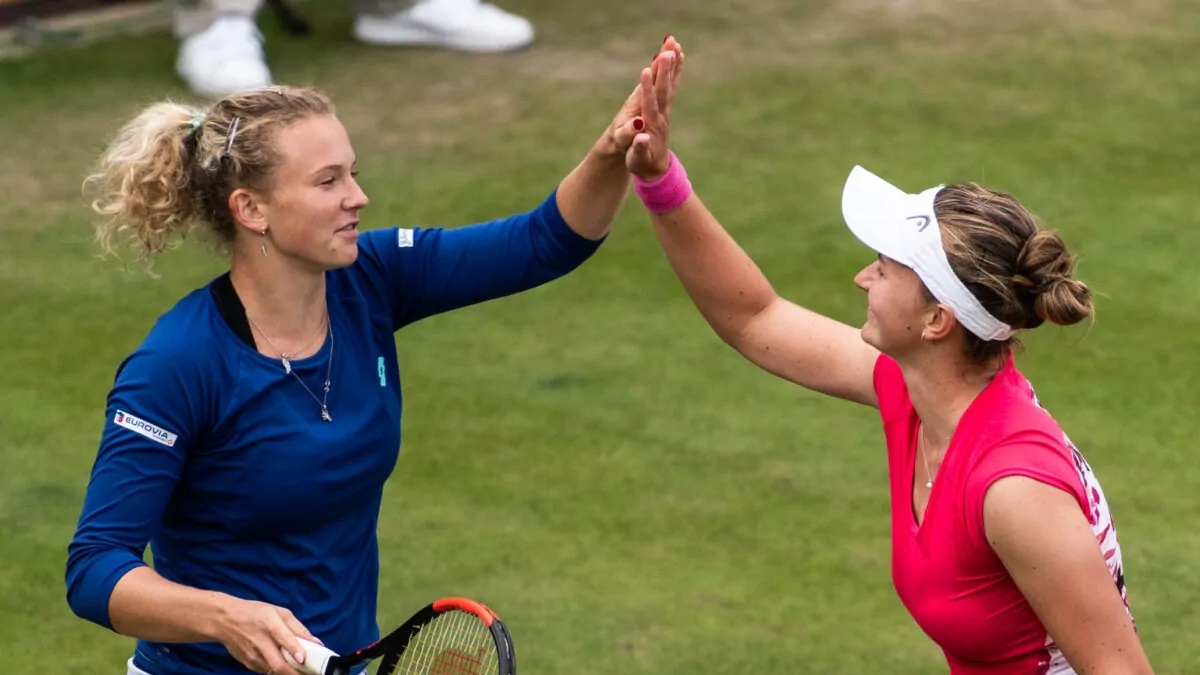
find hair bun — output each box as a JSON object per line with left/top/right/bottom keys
{"left": 1016, "top": 230, "right": 1093, "bottom": 327}
{"left": 1033, "top": 276, "right": 1093, "bottom": 326}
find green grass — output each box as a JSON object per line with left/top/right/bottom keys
{"left": 2, "top": 0, "right": 1198, "bottom": 672}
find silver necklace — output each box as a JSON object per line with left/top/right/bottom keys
{"left": 247, "top": 311, "right": 335, "bottom": 422}
{"left": 919, "top": 426, "right": 938, "bottom": 489}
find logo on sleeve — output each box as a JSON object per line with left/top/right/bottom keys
{"left": 397, "top": 229, "right": 414, "bottom": 248}
{"left": 114, "top": 410, "right": 178, "bottom": 447}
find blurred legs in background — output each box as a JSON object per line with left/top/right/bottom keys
{"left": 174, "top": 0, "right": 535, "bottom": 98}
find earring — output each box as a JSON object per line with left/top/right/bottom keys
{"left": 260, "top": 227, "right": 268, "bottom": 257}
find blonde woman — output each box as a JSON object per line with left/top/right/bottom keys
{"left": 66, "top": 42, "right": 683, "bottom": 675}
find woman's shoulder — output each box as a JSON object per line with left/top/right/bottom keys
{"left": 962, "top": 367, "right": 1080, "bottom": 481}
{"left": 123, "top": 282, "right": 233, "bottom": 374}
{"left": 872, "top": 354, "right": 913, "bottom": 420}
{"left": 985, "top": 363, "right": 1071, "bottom": 442}
{"left": 144, "top": 284, "right": 218, "bottom": 339}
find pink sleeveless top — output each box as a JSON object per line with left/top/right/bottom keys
{"left": 874, "top": 355, "right": 1129, "bottom": 674}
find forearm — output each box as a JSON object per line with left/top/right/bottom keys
{"left": 651, "top": 194, "right": 778, "bottom": 342}
{"left": 555, "top": 142, "right": 630, "bottom": 241}
{"left": 108, "top": 566, "right": 232, "bottom": 643}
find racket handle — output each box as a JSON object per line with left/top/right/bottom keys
{"left": 281, "top": 638, "right": 338, "bottom": 675}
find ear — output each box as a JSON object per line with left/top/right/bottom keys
{"left": 922, "top": 304, "right": 958, "bottom": 341}
{"left": 229, "top": 187, "right": 269, "bottom": 234}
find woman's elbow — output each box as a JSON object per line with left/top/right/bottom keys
{"left": 64, "top": 543, "right": 135, "bottom": 630}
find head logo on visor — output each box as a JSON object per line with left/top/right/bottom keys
{"left": 841, "top": 166, "right": 1014, "bottom": 342}
{"left": 906, "top": 215, "right": 931, "bottom": 231}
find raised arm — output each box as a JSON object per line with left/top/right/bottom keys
{"left": 353, "top": 40, "right": 680, "bottom": 330}
{"left": 626, "top": 39, "right": 879, "bottom": 407}
{"left": 650, "top": 196, "right": 879, "bottom": 406}
{"left": 553, "top": 72, "right": 648, "bottom": 241}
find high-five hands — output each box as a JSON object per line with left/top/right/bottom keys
{"left": 628, "top": 36, "right": 685, "bottom": 181}
{"left": 599, "top": 35, "right": 686, "bottom": 178}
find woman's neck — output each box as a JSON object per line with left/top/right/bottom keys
{"left": 899, "top": 350, "right": 1002, "bottom": 456}
{"left": 229, "top": 254, "right": 327, "bottom": 341}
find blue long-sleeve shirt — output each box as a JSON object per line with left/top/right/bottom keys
{"left": 66, "top": 193, "right": 601, "bottom": 674}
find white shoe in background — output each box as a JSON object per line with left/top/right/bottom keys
{"left": 353, "top": 0, "right": 535, "bottom": 53}
{"left": 176, "top": 14, "right": 273, "bottom": 98}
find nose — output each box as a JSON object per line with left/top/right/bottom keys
{"left": 853, "top": 262, "right": 875, "bottom": 292}
{"left": 346, "top": 177, "right": 370, "bottom": 210}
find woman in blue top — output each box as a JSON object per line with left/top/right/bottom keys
{"left": 66, "top": 42, "right": 684, "bottom": 675}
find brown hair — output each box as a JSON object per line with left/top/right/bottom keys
{"left": 933, "top": 182, "right": 1093, "bottom": 364}
{"left": 85, "top": 86, "right": 335, "bottom": 263}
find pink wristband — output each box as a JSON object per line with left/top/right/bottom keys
{"left": 634, "top": 151, "right": 692, "bottom": 214}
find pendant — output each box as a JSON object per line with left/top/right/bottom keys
{"left": 280, "top": 356, "right": 292, "bottom": 375}
{"left": 321, "top": 406, "right": 332, "bottom": 422}
{"left": 925, "top": 480, "right": 933, "bottom": 489}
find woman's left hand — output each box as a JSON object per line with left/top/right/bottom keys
{"left": 627, "top": 36, "right": 685, "bottom": 181}
{"left": 596, "top": 37, "right": 686, "bottom": 161}
{"left": 556, "top": 36, "right": 686, "bottom": 241}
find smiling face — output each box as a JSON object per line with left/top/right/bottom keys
{"left": 252, "top": 114, "right": 369, "bottom": 272}
{"left": 853, "top": 254, "right": 940, "bottom": 357}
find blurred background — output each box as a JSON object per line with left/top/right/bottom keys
{"left": 1, "top": 0, "right": 1197, "bottom": 672}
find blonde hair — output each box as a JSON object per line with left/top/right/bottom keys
{"left": 85, "top": 86, "right": 335, "bottom": 263}
{"left": 933, "top": 183, "right": 1093, "bottom": 364}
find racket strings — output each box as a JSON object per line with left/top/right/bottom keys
{"left": 383, "top": 610, "right": 498, "bottom": 675}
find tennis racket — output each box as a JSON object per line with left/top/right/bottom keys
{"left": 284, "top": 597, "right": 515, "bottom": 675}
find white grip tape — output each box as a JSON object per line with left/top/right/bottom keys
{"left": 281, "top": 638, "right": 338, "bottom": 675}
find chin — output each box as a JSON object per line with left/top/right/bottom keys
{"left": 860, "top": 323, "right": 881, "bottom": 349}
{"left": 326, "top": 245, "right": 359, "bottom": 270}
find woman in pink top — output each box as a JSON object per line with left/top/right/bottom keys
{"left": 623, "top": 39, "right": 1152, "bottom": 674}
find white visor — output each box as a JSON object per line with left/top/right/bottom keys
{"left": 841, "top": 165, "right": 1014, "bottom": 341}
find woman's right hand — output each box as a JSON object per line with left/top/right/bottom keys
{"left": 212, "top": 596, "right": 321, "bottom": 675}
{"left": 627, "top": 36, "right": 685, "bottom": 181}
